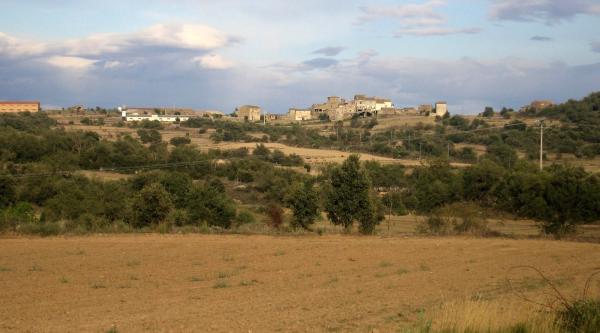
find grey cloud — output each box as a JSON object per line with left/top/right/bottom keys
{"left": 531, "top": 36, "right": 553, "bottom": 42}
{"left": 490, "top": 0, "right": 600, "bottom": 24}
{"left": 302, "top": 58, "right": 339, "bottom": 69}
{"left": 359, "top": 1, "right": 481, "bottom": 38}
{"left": 312, "top": 46, "right": 345, "bottom": 57}
{"left": 591, "top": 41, "right": 600, "bottom": 53}
{"left": 395, "top": 27, "right": 482, "bottom": 37}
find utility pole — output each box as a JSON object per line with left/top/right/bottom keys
{"left": 447, "top": 142, "right": 450, "bottom": 159}
{"left": 539, "top": 120, "right": 544, "bottom": 171}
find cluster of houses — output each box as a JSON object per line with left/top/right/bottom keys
{"left": 287, "top": 95, "right": 448, "bottom": 122}
{"left": 4, "top": 97, "right": 555, "bottom": 124}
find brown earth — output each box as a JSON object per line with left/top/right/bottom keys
{"left": 1, "top": 235, "right": 599, "bottom": 332}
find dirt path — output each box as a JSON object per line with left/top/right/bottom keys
{"left": 1, "top": 235, "right": 598, "bottom": 332}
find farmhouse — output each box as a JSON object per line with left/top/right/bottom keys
{"left": 431, "top": 101, "right": 448, "bottom": 117}
{"left": 236, "top": 105, "right": 262, "bottom": 121}
{"left": 121, "top": 110, "right": 189, "bottom": 122}
{"left": 530, "top": 100, "right": 554, "bottom": 111}
{"left": 288, "top": 108, "right": 312, "bottom": 121}
{"left": 0, "top": 101, "right": 40, "bottom": 113}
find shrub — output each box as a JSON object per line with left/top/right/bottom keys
{"left": 169, "top": 136, "right": 191, "bottom": 146}
{"left": 266, "top": 203, "right": 284, "bottom": 229}
{"left": 128, "top": 183, "right": 173, "bottom": 228}
{"left": 0, "top": 202, "right": 37, "bottom": 231}
{"left": 557, "top": 300, "right": 600, "bottom": 333}
{"left": 286, "top": 182, "right": 320, "bottom": 230}
{"left": 417, "top": 202, "right": 489, "bottom": 236}
{"left": 236, "top": 210, "right": 256, "bottom": 226}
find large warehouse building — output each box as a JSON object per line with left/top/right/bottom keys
{"left": 0, "top": 101, "right": 40, "bottom": 113}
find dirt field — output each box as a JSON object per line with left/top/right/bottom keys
{"left": 1, "top": 235, "right": 599, "bottom": 332}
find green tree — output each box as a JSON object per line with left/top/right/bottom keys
{"left": 186, "top": 185, "right": 236, "bottom": 229}
{"left": 129, "top": 183, "right": 173, "bottom": 228}
{"left": 324, "top": 155, "right": 380, "bottom": 234}
{"left": 482, "top": 107, "right": 495, "bottom": 118}
{"left": 137, "top": 129, "right": 162, "bottom": 144}
{"left": 286, "top": 182, "right": 320, "bottom": 230}
{"left": 0, "top": 176, "right": 16, "bottom": 208}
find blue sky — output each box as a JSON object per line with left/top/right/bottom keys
{"left": 1, "top": 0, "right": 599, "bottom": 114}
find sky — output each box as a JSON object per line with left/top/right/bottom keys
{"left": 0, "top": 0, "right": 599, "bottom": 114}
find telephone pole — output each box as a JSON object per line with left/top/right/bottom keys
{"left": 539, "top": 120, "right": 544, "bottom": 171}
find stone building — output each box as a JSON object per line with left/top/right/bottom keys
{"left": 432, "top": 101, "right": 448, "bottom": 117}
{"left": 288, "top": 108, "right": 312, "bottom": 121}
{"left": 530, "top": 100, "right": 554, "bottom": 111}
{"left": 236, "top": 105, "right": 262, "bottom": 121}
{"left": 0, "top": 101, "right": 40, "bottom": 113}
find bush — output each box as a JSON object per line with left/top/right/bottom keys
{"left": 128, "top": 183, "right": 173, "bottom": 228}
{"left": 266, "top": 203, "right": 284, "bottom": 229}
{"left": 417, "top": 202, "right": 490, "bottom": 236}
{"left": 0, "top": 202, "right": 37, "bottom": 231}
{"left": 169, "top": 136, "right": 191, "bottom": 146}
{"left": 18, "top": 221, "right": 62, "bottom": 236}
{"left": 236, "top": 210, "right": 256, "bottom": 226}
{"left": 557, "top": 300, "right": 600, "bottom": 333}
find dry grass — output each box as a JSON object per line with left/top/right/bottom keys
{"left": 431, "top": 299, "right": 558, "bottom": 332}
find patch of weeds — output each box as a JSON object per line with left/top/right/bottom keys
{"left": 117, "top": 284, "right": 131, "bottom": 289}
{"left": 91, "top": 282, "right": 106, "bottom": 289}
{"left": 213, "top": 280, "right": 229, "bottom": 289}
{"left": 375, "top": 272, "right": 387, "bottom": 278}
{"left": 191, "top": 262, "right": 203, "bottom": 267}
{"left": 325, "top": 277, "right": 339, "bottom": 285}
{"left": 379, "top": 261, "right": 393, "bottom": 268}
{"left": 348, "top": 258, "right": 357, "bottom": 262}
{"left": 397, "top": 268, "right": 409, "bottom": 275}
{"left": 236, "top": 265, "right": 248, "bottom": 271}
{"left": 106, "top": 326, "right": 118, "bottom": 333}
{"left": 59, "top": 277, "right": 69, "bottom": 283}
{"left": 0, "top": 266, "right": 11, "bottom": 272}
{"left": 239, "top": 279, "right": 258, "bottom": 287}
{"left": 419, "top": 263, "right": 431, "bottom": 272}
{"left": 126, "top": 260, "right": 140, "bottom": 267}
{"left": 67, "top": 249, "right": 86, "bottom": 255}
{"left": 222, "top": 255, "right": 234, "bottom": 262}
{"left": 217, "top": 271, "right": 233, "bottom": 279}
{"left": 29, "top": 265, "right": 42, "bottom": 272}
{"left": 274, "top": 250, "right": 285, "bottom": 256}
{"left": 190, "top": 276, "right": 204, "bottom": 282}
{"left": 129, "top": 275, "right": 139, "bottom": 281}
{"left": 315, "top": 262, "right": 321, "bottom": 266}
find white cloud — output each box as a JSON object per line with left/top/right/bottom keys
{"left": 0, "top": 32, "right": 46, "bottom": 57}
{"left": 46, "top": 56, "right": 97, "bottom": 70}
{"left": 359, "top": 0, "right": 446, "bottom": 23}
{"left": 193, "top": 54, "right": 234, "bottom": 69}
{"left": 359, "top": 1, "right": 481, "bottom": 38}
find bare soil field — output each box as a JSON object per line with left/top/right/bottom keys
{"left": 1, "top": 235, "right": 599, "bottom": 332}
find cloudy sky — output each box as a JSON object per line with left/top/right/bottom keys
{"left": 1, "top": 0, "right": 599, "bottom": 114}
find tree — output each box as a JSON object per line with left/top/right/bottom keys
{"left": 129, "top": 183, "right": 173, "bottom": 228}
{"left": 324, "top": 155, "right": 380, "bottom": 234}
{"left": 542, "top": 166, "right": 598, "bottom": 236}
{"left": 286, "top": 182, "right": 320, "bottom": 230}
{"left": 186, "top": 185, "right": 236, "bottom": 229}
{"left": 482, "top": 107, "right": 495, "bottom": 118}
{"left": 0, "top": 176, "right": 16, "bottom": 208}
{"left": 253, "top": 144, "right": 270, "bottom": 159}
{"left": 137, "top": 129, "right": 162, "bottom": 144}
{"left": 485, "top": 143, "right": 518, "bottom": 168}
